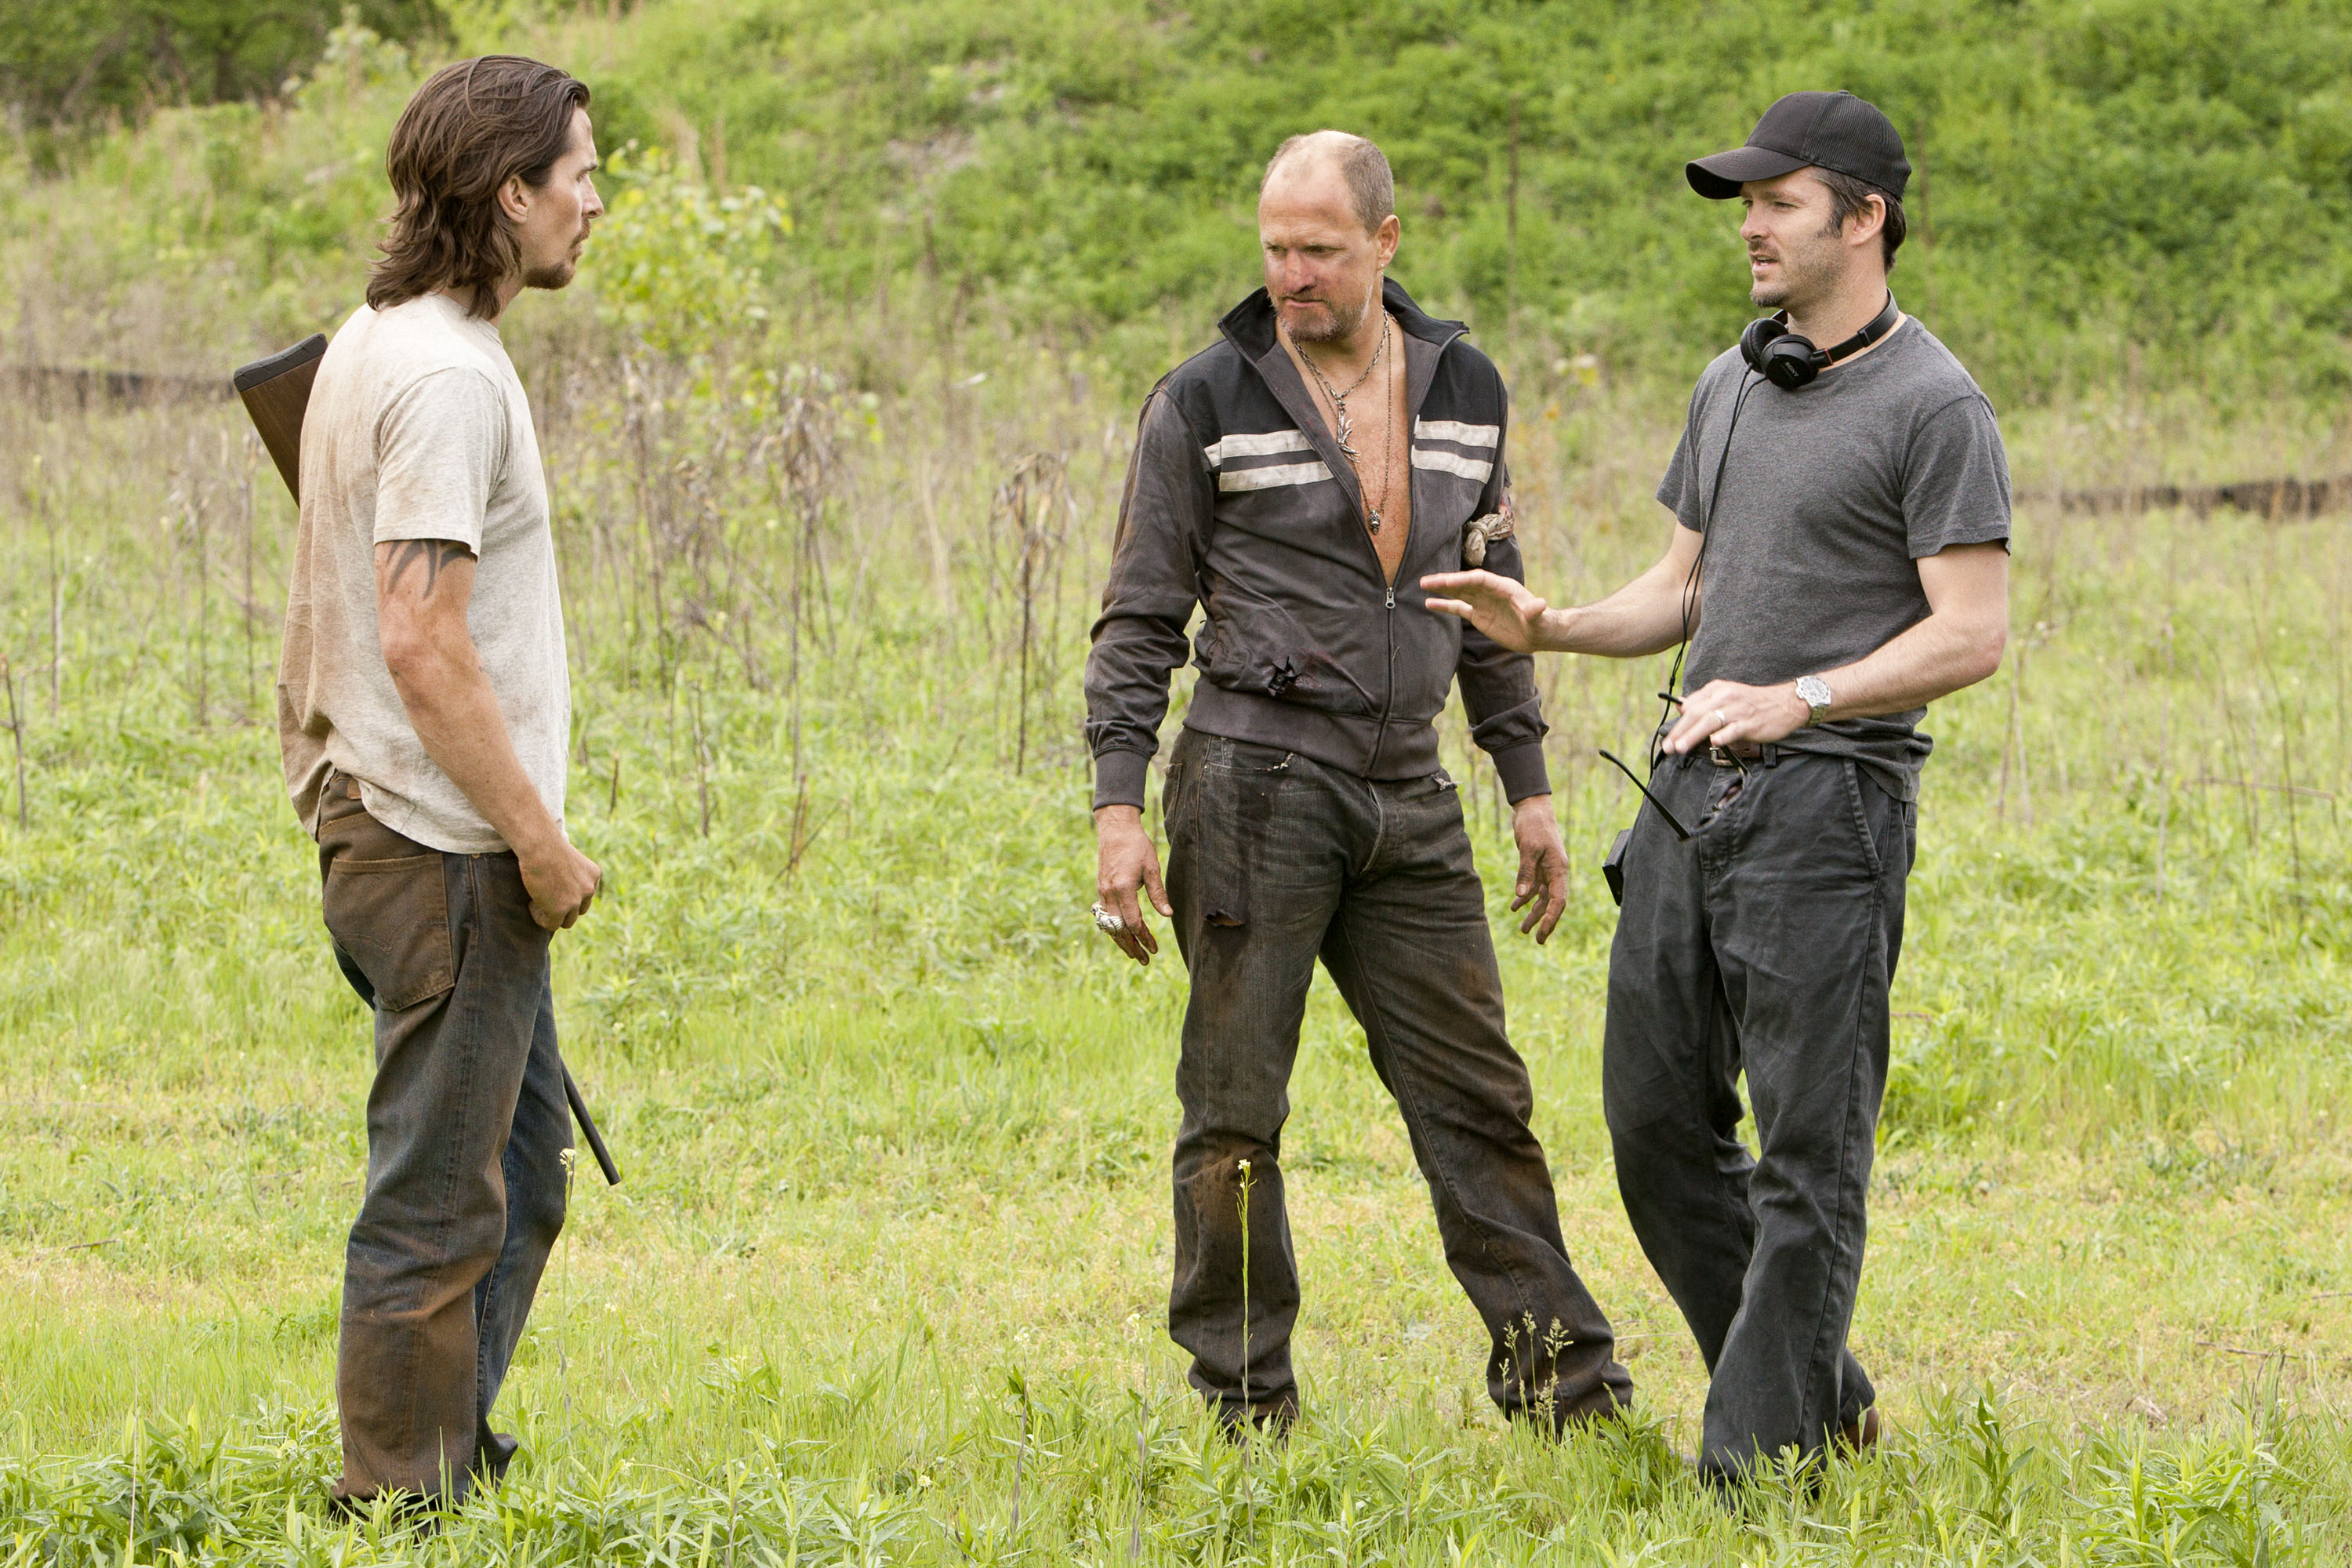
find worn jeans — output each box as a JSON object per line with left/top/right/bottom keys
{"left": 1161, "top": 731, "right": 1633, "bottom": 1427}
{"left": 1602, "top": 749, "right": 1912, "bottom": 1480}
{"left": 317, "top": 775, "right": 572, "bottom": 1504}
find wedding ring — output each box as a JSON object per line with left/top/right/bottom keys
{"left": 1091, "top": 903, "right": 1127, "bottom": 935}
{"left": 1714, "top": 710, "right": 1727, "bottom": 729}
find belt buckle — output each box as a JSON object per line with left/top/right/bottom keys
{"left": 1708, "top": 745, "right": 1737, "bottom": 768}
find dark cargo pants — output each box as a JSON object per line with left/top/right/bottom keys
{"left": 1602, "top": 749, "right": 1912, "bottom": 1481}
{"left": 317, "top": 775, "right": 572, "bottom": 1505}
{"left": 1161, "top": 731, "right": 1633, "bottom": 1428}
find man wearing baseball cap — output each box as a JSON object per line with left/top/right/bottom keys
{"left": 1420, "top": 90, "right": 2012, "bottom": 1483}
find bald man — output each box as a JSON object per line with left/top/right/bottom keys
{"left": 1083, "top": 130, "right": 1633, "bottom": 1435}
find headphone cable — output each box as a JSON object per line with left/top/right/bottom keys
{"left": 1652, "top": 368, "right": 1759, "bottom": 766}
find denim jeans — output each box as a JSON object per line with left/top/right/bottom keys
{"left": 1602, "top": 749, "right": 1912, "bottom": 1480}
{"left": 1160, "top": 730, "right": 1633, "bottom": 1428}
{"left": 316, "top": 775, "right": 571, "bottom": 1504}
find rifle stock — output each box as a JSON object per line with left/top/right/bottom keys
{"left": 230, "top": 328, "right": 622, "bottom": 1186}
{"left": 231, "top": 334, "right": 327, "bottom": 502}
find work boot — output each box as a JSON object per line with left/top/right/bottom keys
{"left": 326, "top": 1488, "right": 442, "bottom": 1535}
{"left": 1213, "top": 1395, "right": 1298, "bottom": 1446}
{"left": 1835, "top": 1407, "right": 1882, "bottom": 1456}
{"left": 1509, "top": 1390, "right": 1634, "bottom": 1441}
{"left": 471, "top": 1430, "right": 521, "bottom": 1486}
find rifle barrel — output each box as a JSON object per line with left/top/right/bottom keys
{"left": 564, "top": 1067, "right": 622, "bottom": 1186}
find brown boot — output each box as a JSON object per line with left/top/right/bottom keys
{"left": 1835, "top": 1406, "right": 1882, "bottom": 1455}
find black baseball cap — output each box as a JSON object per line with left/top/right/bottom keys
{"left": 1686, "top": 90, "right": 1910, "bottom": 201}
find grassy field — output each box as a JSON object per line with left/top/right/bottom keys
{"left": 5, "top": 9, "right": 2352, "bottom": 1555}
{"left": 3, "top": 274, "right": 2351, "bottom": 1560}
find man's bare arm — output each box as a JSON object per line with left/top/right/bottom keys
{"left": 1664, "top": 541, "right": 2008, "bottom": 753}
{"left": 1815, "top": 542, "right": 2009, "bottom": 716}
{"left": 1421, "top": 524, "right": 1704, "bottom": 656}
{"left": 376, "top": 539, "right": 601, "bottom": 929}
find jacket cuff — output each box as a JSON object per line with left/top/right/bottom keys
{"left": 1487, "top": 742, "right": 1552, "bottom": 804}
{"left": 1091, "top": 749, "right": 1152, "bottom": 811}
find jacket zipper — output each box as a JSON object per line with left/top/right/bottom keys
{"left": 1379, "top": 584, "right": 1397, "bottom": 769}
{"left": 1368, "top": 336, "right": 1446, "bottom": 772}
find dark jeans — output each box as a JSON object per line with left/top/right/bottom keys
{"left": 1602, "top": 749, "right": 1912, "bottom": 1480}
{"left": 1161, "top": 730, "right": 1633, "bottom": 1428}
{"left": 317, "top": 776, "right": 571, "bottom": 1504}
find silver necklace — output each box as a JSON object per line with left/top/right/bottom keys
{"left": 1363, "top": 332, "right": 1396, "bottom": 533}
{"left": 1292, "top": 316, "right": 1389, "bottom": 464}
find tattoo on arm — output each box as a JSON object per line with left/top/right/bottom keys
{"left": 384, "top": 539, "right": 474, "bottom": 599}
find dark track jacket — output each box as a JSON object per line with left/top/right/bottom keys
{"left": 1084, "top": 279, "right": 1550, "bottom": 811}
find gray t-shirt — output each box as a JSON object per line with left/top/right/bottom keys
{"left": 1657, "top": 317, "right": 2011, "bottom": 800}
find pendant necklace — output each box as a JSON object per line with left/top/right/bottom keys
{"left": 1294, "top": 315, "right": 1388, "bottom": 464}
{"left": 1359, "top": 323, "right": 1397, "bottom": 534}
{"left": 1294, "top": 314, "right": 1396, "bottom": 533}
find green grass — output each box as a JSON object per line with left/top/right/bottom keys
{"left": 7, "top": 19, "right": 2352, "bottom": 1548}
{"left": 4, "top": 306, "right": 2352, "bottom": 1559}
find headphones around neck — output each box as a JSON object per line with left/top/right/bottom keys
{"left": 1738, "top": 292, "right": 1900, "bottom": 390}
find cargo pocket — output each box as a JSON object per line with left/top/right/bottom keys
{"left": 321, "top": 832, "right": 456, "bottom": 1013}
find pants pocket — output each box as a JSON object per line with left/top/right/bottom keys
{"left": 321, "top": 822, "right": 456, "bottom": 1013}
{"left": 1847, "top": 762, "right": 1915, "bottom": 880}
{"left": 1839, "top": 760, "right": 1885, "bottom": 880}
{"left": 1181, "top": 737, "right": 1295, "bottom": 929}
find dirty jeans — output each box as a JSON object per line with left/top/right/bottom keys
{"left": 1161, "top": 731, "right": 1633, "bottom": 1426}
{"left": 317, "top": 777, "right": 571, "bottom": 1504}
{"left": 1602, "top": 750, "right": 1913, "bottom": 1481}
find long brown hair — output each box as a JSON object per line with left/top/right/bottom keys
{"left": 367, "top": 56, "right": 590, "bottom": 319}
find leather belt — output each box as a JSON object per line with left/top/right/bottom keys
{"left": 1708, "top": 741, "right": 1777, "bottom": 766}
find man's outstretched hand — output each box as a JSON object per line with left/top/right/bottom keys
{"left": 1420, "top": 569, "right": 1555, "bottom": 653}
{"left": 1509, "top": 793, "right": 1570, "bottom": 944}
{"left": 1093, "top": 804, "right": 1172, "bottom": 965}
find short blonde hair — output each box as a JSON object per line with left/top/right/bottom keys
{"left": 1263, "top": 131, "right": 1394, "bottom": 236}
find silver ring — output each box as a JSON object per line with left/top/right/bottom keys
{"left": 1714, "top": 710, "right": 1727, "bottom": 728}
{"left": 1091, "top": 903, "right": 1126, "bottom": 935}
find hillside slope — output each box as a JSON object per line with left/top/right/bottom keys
{"left": 597, "top": 0, "right": 2352, "bottom": 398}
{"left": 7, "top": 0, "right": 2352, "bottom": 403}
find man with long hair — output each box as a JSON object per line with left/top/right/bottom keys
{"left": 278, "top": 54, "right": 604, "bottom": 1509}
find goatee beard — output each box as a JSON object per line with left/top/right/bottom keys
{"left": 523, "top": 260, "right": 578, "bottom": 291}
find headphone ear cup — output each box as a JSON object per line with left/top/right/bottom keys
{"left": 1760, "top": 336, "right": 1820, "bottom": 390}
{"left": 1739, "top": 316, "right": 1779, "bottom": 376}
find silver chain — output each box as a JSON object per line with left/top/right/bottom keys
{"left": 1292, "top": 316, "right": 1389, "bottom": 464}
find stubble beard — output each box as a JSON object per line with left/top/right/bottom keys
{"left": 522, "top": 232, "right": 589, "bottom": 292}
{"left": 1751, "top": 218, "right": 1852, "bottom": 313}
{"left": 1281, "top": 273, "right": 1379, "bottom": 346}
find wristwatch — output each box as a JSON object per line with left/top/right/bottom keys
{"left": 1795, "top": 674, "right": 1833, "bottom": 726}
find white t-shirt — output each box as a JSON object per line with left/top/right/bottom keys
{"left": 278, "top": 292, "right": 569, "bottom": 854}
